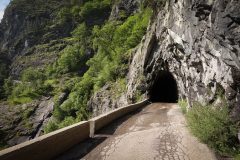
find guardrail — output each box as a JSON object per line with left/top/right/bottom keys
{"left": 0, "top": 99, "right": 149, "bottom": 160}
{"left": 89, "top": 100, "right": 149, "bottom": 137}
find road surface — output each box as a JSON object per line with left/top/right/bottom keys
{"left": 56, "top": 103, "right": 216, "bottom": 160}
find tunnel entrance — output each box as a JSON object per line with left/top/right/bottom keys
{"left": 149, "top": 71, "right": 178, "bottom": 103}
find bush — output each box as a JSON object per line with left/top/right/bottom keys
{"left": 7, "top": 68, "right": 51, "bottom": 104}
{"left": 44, "top": 121, "right": 59, "bottom": 134}
{"left": 10, "top": 83, "right": 37, "bottom": 99}
{"left": 235, "top": 154, "right": 240, "bottom": 160}
{"left": 45, "top": 7, "right": 152, "bottom": 133}
{"left": 21, "top": 67, "right": 45, "bottom": 82}
{"left": 56, "top": 7, "right": 72, "bottom": 24}
{"left": 178, "top": 99, "right": 188, "bottom": 114}
{"left": 3, "top": 78, "right": 13, "bottom": 97}
{"left": 53, "top": 23, "right": 91, "bottom": 74}
{"left": 44, "top": 116, "right": 78, "bottom": 134}
{"left": 91, "top": 7, "right": 152, "bottom": 90}
{"left": 80, "top": 0, "right": 111, "bottom": 20}
{"left": 186, "top": 102, "right": 240, "bottom": 156}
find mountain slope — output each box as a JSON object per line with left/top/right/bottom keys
{"left": 0, "top": 0, "right": 152, "bottom": 149}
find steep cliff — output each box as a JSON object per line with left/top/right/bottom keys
{"left": 0, "top": 0, "right": 148, "bottom": 148}
{"left": 129, "top": 0, "right": 240, "bottom": 121}
{"left": 88, "top": 0, "right": 240, "bottom": 156}
{"left": 91, "top": 0, "right": 240, "bottom": 119}
{"left": 0, "top": 0, "right": 113, "bottom": 148}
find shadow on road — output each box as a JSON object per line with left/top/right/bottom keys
{"left": 55, "top": 106, "right": 146, "bottom": 160}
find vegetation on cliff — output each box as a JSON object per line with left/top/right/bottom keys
{"left": 179, "top": 100, "right": 240, "bottom": 158}
{"left": 44, "top": 7, "right": 152, "bottom": 133}
{"left": 0, "top": 0, "right": 153, "bottom": 138}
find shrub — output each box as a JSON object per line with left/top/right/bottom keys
{"left": 178, "top": 99, "right": 188, "bottom": 114}
{"left": 3, "top": 78, "right": 13, "bottom": 97}
{"left": 56, "top": 7, "right": 72, "bottom": 24}
{"left": 44, "top": 121, "right": 59, "bottom": 134}
{"left": 55, "top": 45, "right": 86, "bottom": 74}
{"left": 80, "top": 0, "right": 111, "bottom": 20}
{"left": 54, "top": 23, "right": 91, "bottom": 74}
{"left": 21, "top": 67, "right": 45, "bottom": 82}
{"left": 58, "top": 116, "right": 76, "bottom": 129}
{"left": 186, "top": 102, "right": 240, "bottom": 156}
{"left": 9, "top": 97, "right": 33, "bottom": 105}
{"left": 45, "top": 7, "right": 152, "bottom": 133}
{"left": 7, "top": 68, "right": 50, "bottom": 104}
{"left": 91, "top": 7, "right": 152, "bottom": 90}
{"left": 235, "top": 154, "right": 240, "bottom": 160}
{"left": 53, "top": 105, "right": 65, "bottom": 121}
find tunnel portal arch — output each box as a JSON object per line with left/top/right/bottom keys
{"left": 149, "top": 71, "right": 178, "bottom": 103}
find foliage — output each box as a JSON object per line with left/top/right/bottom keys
{"left": 55, "top": 45, "right": 85, "bottom": 74}
{"left": 21, "top": 68, "right": 46, "bottom": 82}
{"left": 51, "top": 23, "right": 91, "bottom": 75}
{"left": 134, "top": 90, "right": 144, "bottom": 103}
{"left": 186, "top": 102, "right": 240, "bottom": 156}
{"left": 80, "top": 0, "right": 112, "bottom": 20}
{"left": 0, "top": 58, "right": 9, "bottom": 99}
{"left": 91, "top": 8, "right": 152, "bottom": 90}
{"left": 6, "top": 68, "right": 51, "bottom": 105}
{"left": 2, "top": 0, "right": 152, "bottom": 133}
{"left": 44, "top": 116, "right": 78, "bottom": 134}
{"left": 44, "top": 121, "right": 59, "bottom": 134}
{"left": 56, "top": 7, "right": 72, "bottom": 24}
{"left": 235, "top": 154, "right": 240, "bottom": 160}
{"left": 178, "top": 99, "right": 188, "bottom": 114}
{"left": 43, "top": 7, "right": 152, "bottom": 132}
{"left": 3, "top": 78, "right": 13, "bottom": 97}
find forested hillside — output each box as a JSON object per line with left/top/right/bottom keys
{"left": 0, "top": 0, "right": 155, "bottom": 148}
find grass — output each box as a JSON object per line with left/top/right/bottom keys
{"left": 178, "top": 99, "right": 188, "bottom": 114}
{"left": 235, "top": 154, "right": 240, "bottom": 160}
{"left": 8, "top": 97, "right": 33, "bottom": 105}
{"left": 180, "top": 100, "right": 240, "bottom": 157}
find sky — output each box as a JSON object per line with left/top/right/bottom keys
{"left": 0, "top": 0, "right": 10, "bottom": 21}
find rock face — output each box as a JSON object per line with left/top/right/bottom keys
{"left": 0, "top": 0, "right": 74, "bottom": 95}
{"left": 88, "top": 84, "right": 128, "bottom": 117}
{"left": 90, "top": 0, "right": 240, "bottom": 121}
{"left": 0, "top": 0, "right": 72, "bottom": 59}
{"left": 110, "top": 0, "right": 141, "bottom": 20}
{"left": 0, "top": 97, "right": 54, "bottom": 147}
{"left": 127, "top": 0, "right": 240, "bottom": 120}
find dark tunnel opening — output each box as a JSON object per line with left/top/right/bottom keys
{"left": 149, "top": 71, "right": 178, "bottom": 103}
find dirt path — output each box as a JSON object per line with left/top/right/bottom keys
{"left": 56, "top": 103, "right": 216, "bottom": 160}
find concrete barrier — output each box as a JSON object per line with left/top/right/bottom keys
{"left": 0, "top": 99, "right": 149, "bottom": 160}
{"left": 89, "top": 99, "right": 149, "bottom": 137}
{"left": 0, "top": 121, "right": 89, "bottom": 160}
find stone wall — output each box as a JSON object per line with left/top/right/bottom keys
{"left": 127, "top": 0, "right": 240, "bottom": 121}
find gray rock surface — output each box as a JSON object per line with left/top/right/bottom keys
{"left": 109, "top": 0, "right": 141, "bottom": 20}
{"left": 0, "top": 97, "right": 54, "bottom": 147}
{"left": 90, "top": 0, "right": 240, "bottom": 121}
{"left": 127, "top": 0, "right": 240, "bottom": 120}
{"left": 88, "top": 84, "right": 128, "bottom": 117}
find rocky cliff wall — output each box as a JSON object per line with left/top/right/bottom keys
{"left": 127, "top": 0, "right": 240, "bottom": 120}
{"left": 91, "top": 0, "right": 240, "bottom": 121}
